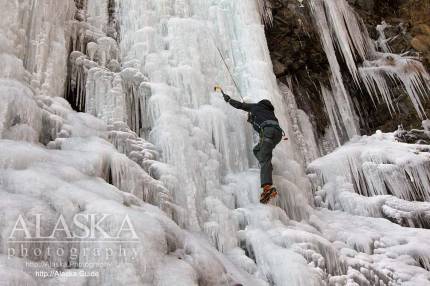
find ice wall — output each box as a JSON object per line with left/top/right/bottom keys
{"left": 1, "top": 0, "right": 75, "bottom": 97}
{"left": 63, "top": 0, "right": 350, "bottom": 283}
{"left": 3, "top": 0, "right": 430, "bottom": 285}
{"left": 108, "top": 0, "right": 317, "bottom": 228}
{"left": 112, "top": 0, "right": 324, "bottom": 278}
{"left": 0, "top": 0, "right": 74, "bottom": 142}
{"left": 0, "top": 1, "right": 270, "bottom": 284}
{"left": 256, "top": 0, "right": 273, "bottom": 26}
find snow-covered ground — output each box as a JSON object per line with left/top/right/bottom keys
{"left": 1, "top": 0, "right": 430, "bottom": 285}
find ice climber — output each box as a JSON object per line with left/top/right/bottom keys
{"left": 216, "top": 87, "right": 284, "bottom": 204}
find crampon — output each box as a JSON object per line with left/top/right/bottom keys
{"left": 260, "top": 186, "right": 277, "bottom": 204}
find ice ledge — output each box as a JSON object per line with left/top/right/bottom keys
{"left": 308, "top": 131, "right": 430, "bottom": 202}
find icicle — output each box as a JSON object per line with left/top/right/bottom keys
{"left": 359, "top": 53, "right": 430, "bottom": 119}
{"left": 308, "top": 0, "right": 361, "bottom": 142}
{"left": 308, "top": 132, "right": 430, "bottom": 202}
{"left": 255, "top": 0, "right": 273, "bottom": 26}
{"left": 321, "top": 86, "right": 343, "bottom": 147}
{"left": 278, "top": 81, "right": 320, "bottom": 165}
{"left": 309, "top": 0, "right": 430, "bottom": 121}
{"left": 320, "top": 79, "right": 360, "bottom": 145}
{"left": 119, "top": 68, "right": 149, "bottom": 136}
{"left": 309, "top": 0, "right": 374, "bottom": 84}
{"left": 85, "top": 67, "right": 126, "bottom": 124}
{"left": 376, "top": 21, "right": 393, "bottom": 53}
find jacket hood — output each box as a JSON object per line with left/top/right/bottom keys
{"left": 258, "top": 99, "right": 274, "bottom": 111}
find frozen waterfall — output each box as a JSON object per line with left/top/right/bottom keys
{"left": 1, "top": 0, "right": 430, "bottom": 286}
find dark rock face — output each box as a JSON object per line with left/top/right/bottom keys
{"left": 266, "top": 0, "right": 430, "bottom": 138}
{"left": 349, "top": 0, "right": 428, "bottom": 63}
{"left": 395, "top": 126, "right": 430, "bottom": 144}
{"left": 266, "top": 1, "right": 330, "bottom": 136}
{"left": 349, "top": 0, "right": 430, "bottom": 132}
{"left": 350, "top": 0, "right": 375, "bottom": 11}
{"left": 399, "top": 0, "right": 430, "bottom": 67}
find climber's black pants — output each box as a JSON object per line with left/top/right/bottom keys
{"left": 253, "top": 126, "right": 283, "bottom": 187}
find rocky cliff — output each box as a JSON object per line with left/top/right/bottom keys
{"left": 266, "top": 0, "right": 430, "bottom": 140}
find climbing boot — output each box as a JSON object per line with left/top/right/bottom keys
{"left": 260, "top": 185, "right": 277, "bottom": 204}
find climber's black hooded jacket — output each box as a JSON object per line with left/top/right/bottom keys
{"left": 228, "top": 98, "right": 279, "bottom": 132}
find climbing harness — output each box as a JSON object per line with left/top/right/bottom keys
{"left": 257, "top": 120, "right": 287, "bottom": 140}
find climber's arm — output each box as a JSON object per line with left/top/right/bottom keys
{"left": 222, "top": 92, "right": 252, "bottom": 112}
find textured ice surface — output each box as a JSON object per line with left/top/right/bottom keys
{"left": 0, "top": 0, "right": 75, "bottom": 96}
{"left": 307, "top": 132, "right": 430, "bottom": 284}
{"left": 113, "top": 0, "right": 315, "bottom": 230}
{"left": 0, "top": 81, "right": 264, "bottom": 285}
{"left": 309, "top": 132, "right": 430, "bottom": 202}
{"left": 311, "top": 209, "right": 430, "bottom": 285}
{"left": 2, "top": 0, "right": 430, "bottom": 285}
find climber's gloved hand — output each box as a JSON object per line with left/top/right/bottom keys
{"left": 223, "top": 93, "right": 231, "bottom": 102}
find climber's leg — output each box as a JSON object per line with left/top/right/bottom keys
{"left": 258, "top": 127, "right": 282, "bottom": 187}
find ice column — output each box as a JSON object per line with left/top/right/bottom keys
{"left": 309, "top": 0, "right": 361, "bottom": 144}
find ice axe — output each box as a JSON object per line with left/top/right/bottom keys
{"left": 214, "top": 84, "right": 243, "bottom": 101}
{"left": 214, "top": 85, "right": 242, "bottom": 101}
{"left": 214, "top": 85, "right": 233, "bottom": 100}
{"left": 212, "top": 69, "right": 244, "bottom": 100}
{"left": 214, "top": 85, "right": 224, "bottom": 94}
